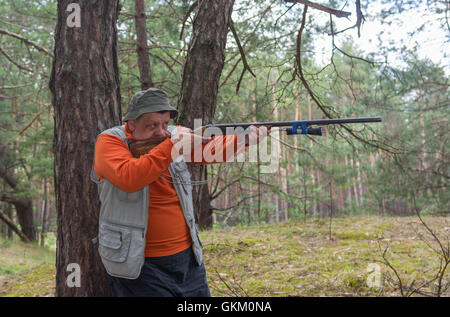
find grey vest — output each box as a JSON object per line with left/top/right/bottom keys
{"left": 91, "top": 125, "right": 203, "bottom": 279}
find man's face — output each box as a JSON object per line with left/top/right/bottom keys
{"left": 127, "top": 112, "right": 171, "bottom": 140}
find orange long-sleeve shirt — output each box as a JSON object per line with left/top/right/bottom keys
{"left": 94, "top": 124, "right": 245, "bottom": 257}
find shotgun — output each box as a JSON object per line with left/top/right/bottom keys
{"left": 129, "top": 117, "right": 382, "bottom": 158}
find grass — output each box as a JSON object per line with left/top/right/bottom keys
{"left": 0, "top": 237, "right": 55, "bottom": 297}
{"left": 201, "top": 216, "right": 449, "bottom": 297}
{"left": 0, "top": 216, "right": 448, "bottom": 297}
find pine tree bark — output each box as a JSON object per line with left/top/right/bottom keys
{"left": 40, "top": 179, "right": 49, "bottom": 247}
{"left": 176, "top": 0, "right": 235, "bottom": 228}
{"left": 49, "top": 0, "right": 122, "bottom": 296}
{"left": 134, "top": 0, "right": 153, "bottom": 90}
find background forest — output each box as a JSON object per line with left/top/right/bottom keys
{"left": 0, "top": 0, "right": 447, "bottom": 240}
{"left": 0, "top": 0, "right": 448, "bottom": 297}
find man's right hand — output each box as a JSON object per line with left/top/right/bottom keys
{"left": 170, "top": 127, "right": 209, "bottom": 160}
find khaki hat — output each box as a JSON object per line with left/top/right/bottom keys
{"left": 123, "top": 88, "right": 178, "bottom": 121}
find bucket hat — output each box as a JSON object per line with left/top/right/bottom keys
{"left": 123, "top": 88, "right": 178, "bottom": 121}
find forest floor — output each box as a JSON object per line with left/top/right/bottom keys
{"left": 0, "top": 216, "right": 449, "bottom": 297}
{"left": 0, "top": 237, "right": 55, "bottom": 296}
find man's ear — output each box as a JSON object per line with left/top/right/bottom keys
{"left": 127, "top": 120, "right": 136, "bottom": 132}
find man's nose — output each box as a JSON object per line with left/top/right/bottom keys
{"left": 153, "top": 126, "right": 165, "bottom": 137}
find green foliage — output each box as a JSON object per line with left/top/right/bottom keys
{"left": 0, "top": 0, "right": 447, "bottom": 234}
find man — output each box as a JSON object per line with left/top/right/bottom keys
{"left": 91, "top": 88, "right": 267, "bottom": 297}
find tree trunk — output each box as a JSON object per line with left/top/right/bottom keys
{"left": 0, "top": 143, "right": 36, "bottom": 241}
{"left": 6, "top": 203, "right": 12, "bottom": 239}
{"left": 40, "top": 179, "right": 49, "bottom": 247}
{"left": 280, "top": 106, "right": 288, "bottom": 221}
{"left": 336, "top": 158, "right": 346, "bottom": 213}
{"left": 50, "top": 0, "right": 122, "bottom": 296}
{"left": 307, "top": 94, "right": 318, "bottom": 216}
{"left": 356, "top": 159, "right": 363, "bottom": 207}
{"left": 0, "top": 187, "right": 35, "bottom": 242}
{"left": 134, "top": 0, "right": 153, "bottom": 90}
{"left": 250, "top": 77, "right": 260, "bottom": 222}
{"left": 271, "top": 71, "right": 280, "bottom": 223}
{"left": 16, "top": 198, "right": 36, "bottom": 241}
{"left": 176, "top": 0, "right": 235, "bottom": 228}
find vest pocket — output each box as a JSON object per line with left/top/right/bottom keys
{"left": 98, "top": 224, "right": 131, "bottom": 263}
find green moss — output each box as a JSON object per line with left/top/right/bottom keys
{"left": 1, "top": 216, "right": 448, "bottom": 297}
{"left": 335, "top": 230, "right": 376, "bottom": 240}
{"left": 202, "top": 216, "right": 450, "bottom": 297}
{"left": 2, "top": 264, "right": 55, "bottom": 297}
{"left": 0, "top": 265, "right": 20, "bottom": 276}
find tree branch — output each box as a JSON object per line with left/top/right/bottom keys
{"left": 18, "top": 102, "right": 52, "bottom": 136}
{"left": 0, "top": 208, "right": 30, "bottom": 243}
{"left": 0, "top": 44, "right": 33, "bottom": 72}
{"left": 220, "top": 57, "right": 241, "bottom": 88}
{"left": 355, "top": 0, "right": 365, "bottom": 37}
{"left": 295, "top": 5, "right": 334, "bottom": 118}
{"left": 179, "top": 0, "right": 198, "bottom": 40}
{"left": 229, "top": 19, "right": 256, "bottom": 93}
{"left": 148, "top": 37, "right": 183, "bottom": 66}
{"left": 294, "top": 6, "right": 399, "bottom": 154}
{"left": 284, "top": 0, "right": 351, "bottom": 18}
{"left": 0, "top": 28, "right": 53, "bottom": 58}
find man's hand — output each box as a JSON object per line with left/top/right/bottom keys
{"left": 170, "top": 127, "right": 209, "bottom": 160}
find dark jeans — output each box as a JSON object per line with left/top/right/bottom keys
{"left": 107, "top": 247, "right": 210, "bottom": 297}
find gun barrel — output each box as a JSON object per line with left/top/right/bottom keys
{"left": 206, "top": 117, "right": 382, "bottom": 132}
